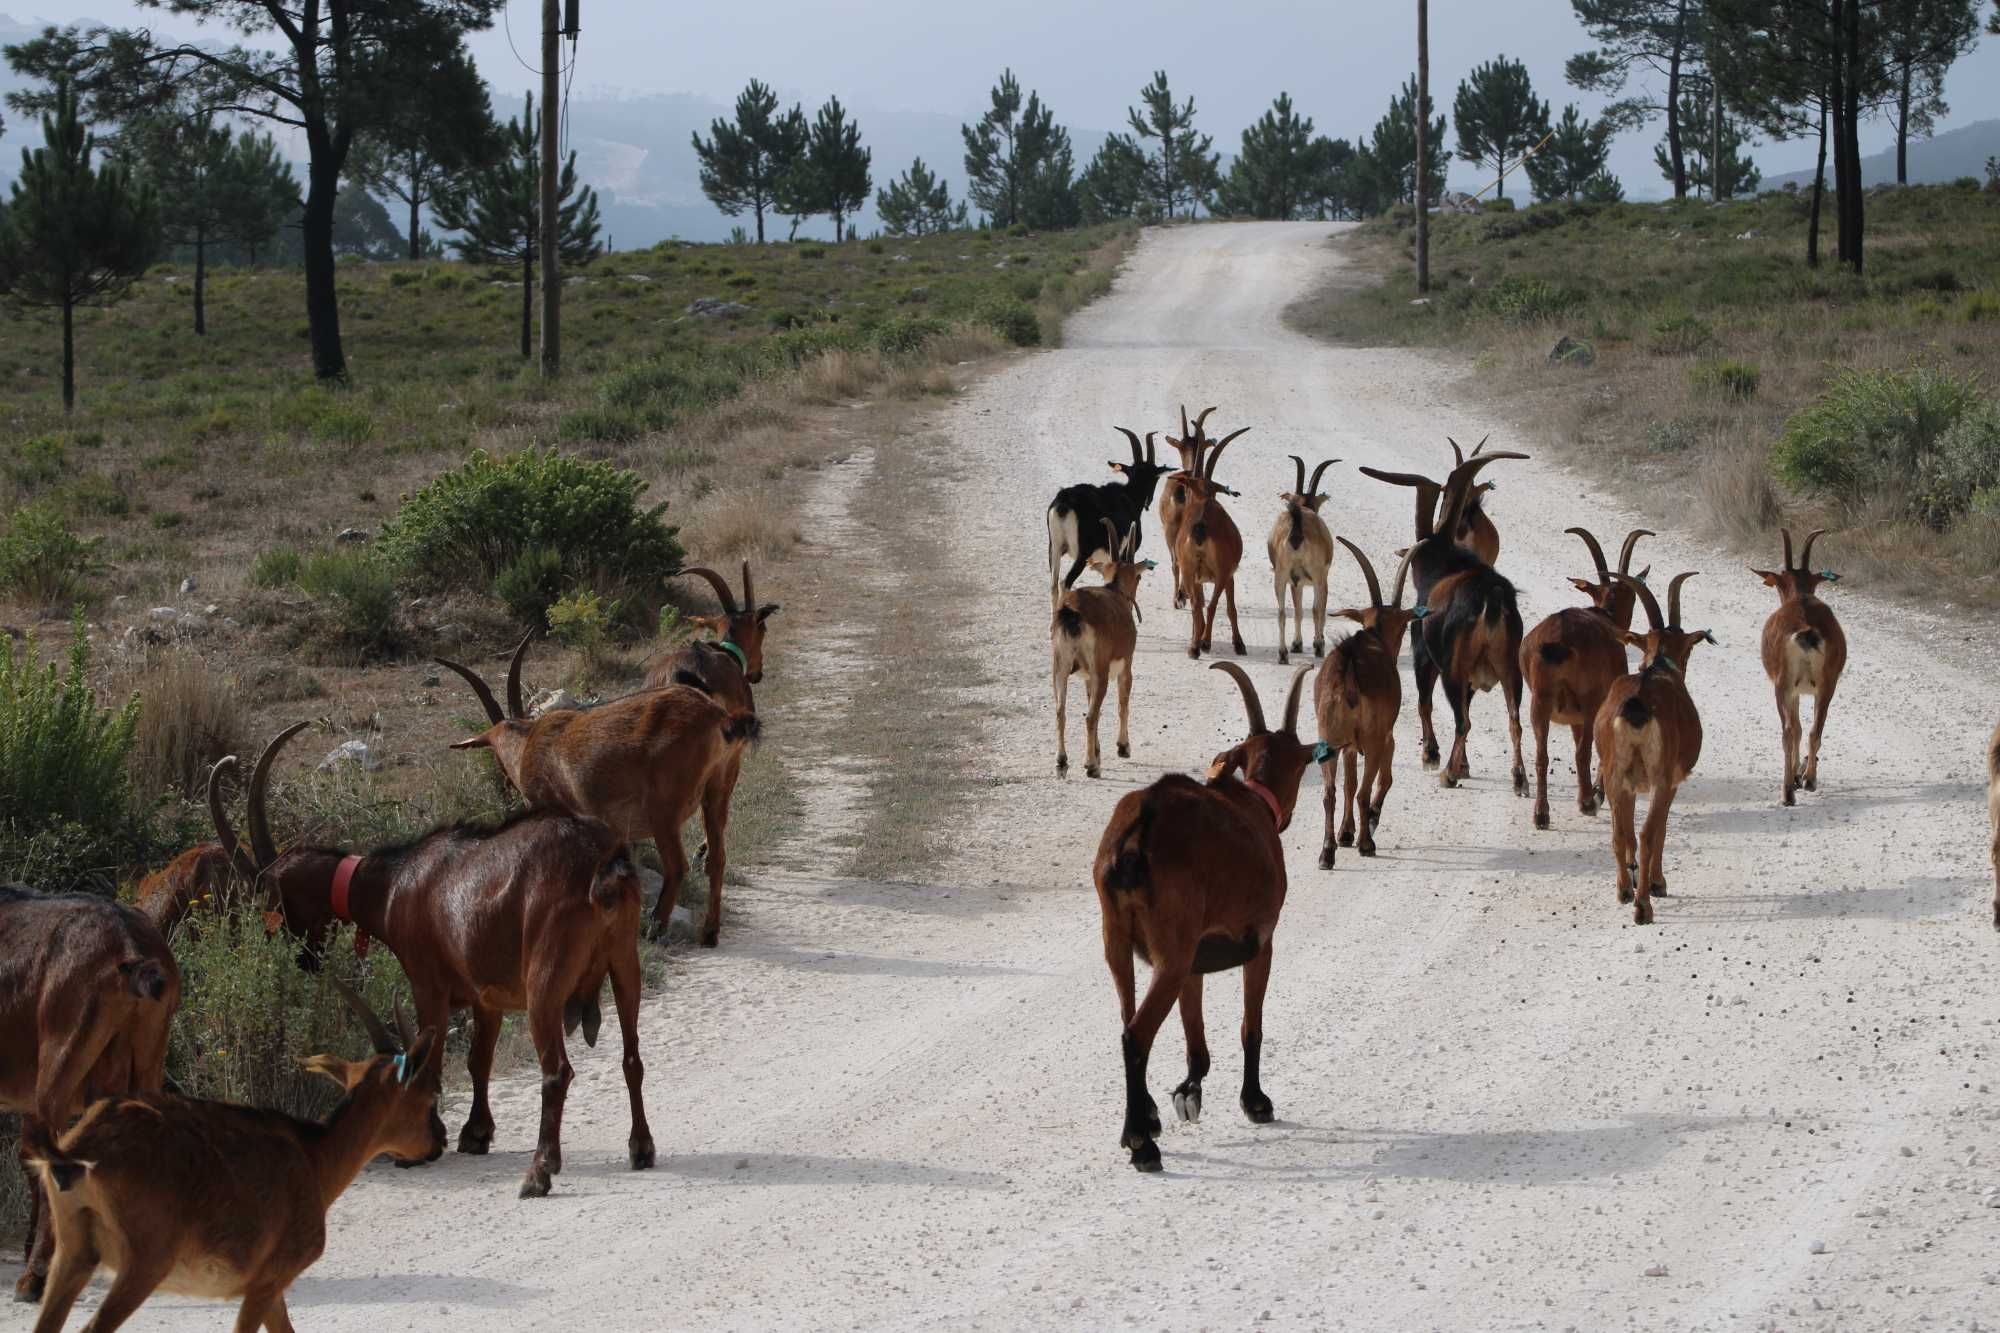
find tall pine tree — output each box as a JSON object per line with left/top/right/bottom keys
{"left": 1653, "top": 84, "right": 1760, "bottom": 197}
{"left": 875, "top": 158, "right": 966, "bottom": 236}
{"left": 1213, "top": 92, "right": 1322, "bottom": 219}
{"left": 1369, "top": 75, "right": 1447, "bottom": 206}
{"left": 347, "top": 44, "right": 496, "bottom": 259}
{"left": 1125, "top": 71, "right": 1218, "bottom": 219}
{"left": 1526, "top": 104, "right": 1614, "bottom": 201}
{"left": 1567, "top": 0, "right": 1710, "bottom": 198}
{"left": 1454, "top": 56, "right": 1551, "bottom": 199}
{"left": 692, "top": 79, "right": 807, "bottom": 243}
{"left": 800, "top": 96, "right": 871, "bottom": 242}
{"left": 961, "top": 69, "right": 1072, "bottom": 228}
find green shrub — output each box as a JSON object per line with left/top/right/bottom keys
{"left": 1774, "top": 365, "right": 1987, "bottom": 523}
{"left": 1689, "top": 359, "right": 1760, "bottom": 400}
{"left": 1647, "top": 419, "right": 1700, "bottom": 453}
{"left": 388, "top": 269, "right": 423, "bottom": 289}
{"left": 1962, "top": 293, "right": 2000, "bottom": 323}
{"left": 557, "top": 406, "right": 646, "bottom": 443}
{"left": 298, "top": 550, "right": 398, "bottom": 650}
{"left": 1482, "top": 277, "right": 1585, "bottom": 324}
{"left": 493, "top": 545, "right": 564, "bottom": 626}
{"left": 0, "top": 503, "right": 101, "bottom": 605}
{"left": 7, "top": 434, "right": 66, "bottom": 490}
{"left": 981, "top": 298, "right": 1042, "bottom": 347}
{"left": 871, "top": 316, "right": 948, "bottom": 356}
{"left": 429, "top": 271, "right": 465, "bottom": 293}
{"left": 1917, "top": 403, "right": 2000, "bottom": 529}
{"left": 599, "top": 356, "right": 742, "bottom": 415}
{"left": 798, "top": 246, "right": 826, "bottom": 260}
{"left": 1007, "top": 273, "right": 1044, "bottom": 302}
{"left": 62, "top": 471, "right": 128, "bottom": 517}
{"left": 380, "top": 450, "right": 682, "bottom": 612}
{"left": 1648, "top": 313, "right": 1714, "bottom": 355}
{"left": 249, "top": 546, "right": 303, "bottom": 588}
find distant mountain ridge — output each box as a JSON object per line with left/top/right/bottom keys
{"left": 1763, "top": 118, "right": 2000, "bottom": 191}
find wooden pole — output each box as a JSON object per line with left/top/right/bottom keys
{"left": 539, "top": 0, "right": 561, "bottom": 377}
{"left": 1416, "top": 0, "right": 1430, "bottom": 293}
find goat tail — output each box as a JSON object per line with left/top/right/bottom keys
{"left": 724, "top": 711, "right": 762, "bottom": 747}
{"left": 1285, "top": 503, "right": 1304, "bottom": 551}
{"left": 20, "top": 1120, "right": 88, "bottom": 1193}
{"left": 1055, "top": 606, "right": 1084, "bottom": 639}
{"left": 121, "top": 956, "right": 171, "bottom": 1002}
{"left": 1103, "top": 797, "right": 1154, "bottom": 893}
{"left": 1483, "top": 585, "right": 1508, "bottom": 626}
{"left": 1793, "top": 628, "right": 1823, "bottom": 652}
{"left": 1618, "top": 694, "right": 1653, "bottom": 730}
{"left": 1538, "top": 642, "right": 1572, "bottom": 666}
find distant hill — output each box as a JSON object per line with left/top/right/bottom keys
{"left": 1764, "top": 118, "right": 2000, "bottom": 190}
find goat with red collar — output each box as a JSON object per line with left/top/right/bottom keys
{"left": 210, "top": 723, "right": 655, "bottom": 1199}
{"left": 1091, "top": 661, "right": 1319, "bottom": 1173}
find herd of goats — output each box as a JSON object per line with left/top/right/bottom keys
{"left": 0, "top": 396, "right": 1988, "bottom": 1321}
{"left": 1045, "top": 405, "right": 1991, "bottom": 1174}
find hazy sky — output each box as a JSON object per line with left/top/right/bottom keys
{"left": 13, "top": 0, "right": 2000, "bottom": 194}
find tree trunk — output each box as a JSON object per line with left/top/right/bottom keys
{"left": 1840, "top": 0, "right": 1865, "bottom": 273}
{"left": 194, "top": 225, "right": 207, "bottom": 336}
{"left": 520, "top": 250, "right": 534, "bottom": 360}
{"left": 1667, "top": 0, "right": 1688, "bottom": 198}
{"left": 1415, "top": 0, "right": 1430, "bottom": 293}
{"left": 1896, "top": 64, "right": 1912, "bottom": 186}
{"left": 1712, "top": 82, "right": 1725, "bottom": 201}
{"left": 408, "top": 191, "right": 422, "bottom": 260}
{"left": 1808, "top": 99, "right": 1827, "bottom": 269}
{"left": 60, "top": 296, "right": 75, "bottom": 414}
{"left": 539, "top": 0, "right": 561, "bottom": 377}
{"left": 300, "top": 160, "right": 347, "bottom": 381}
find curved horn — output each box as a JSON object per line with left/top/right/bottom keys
{"left": 1617, "top": 528, "right": 1654, "bottom": 575}
{"left": 1438, "top": 452, "right": 1528, "bottom": 549}
{"left": 246, "top": 721, "right": 308, "bottom": 874}
{"left": 1666, "top": 571, "right": 1697, "bottom": 628}
{"left": 434, "top": 655, "right": 506, "bottom": 726}
{"left": 503, "top": 628, "right": 532, "bottom": 721}
{"left": 741, "top": 559, "right": 756, "bottom": 611}
{"left": 1447, "top": 435, "right": 1465, "bottom": 467}
{"left": 1798, "top": 528, "right": 1827, "bottom": 570}
{"left": 208, "top": 754, "right": 255, "bottom": 880}
{"left": 1566, "top": 526, "right": 1610, "bottom": 582}
{"left": 1610, "top": 571, "right": 1664, "bottom": 633}
{"left": 1114, "top": 426, "right": 1144, "bottom": 465}
{"left": 1180, "top": 404, "right": 1190, "bottom": 440}
{"left": 327, "top": 974, "right": 399, "bottom": 1056}
{"left": 1472, "top": 433, "right": 1490, "bottom": 457}
{"left": 1208, "top": 661, "right": 1268, "bottom": 736}
{"left": 1336, "top": 536, "right": 1383, "bottom": 607}
{"left": 1281, "top": 662, "right": 1313, "bottom": 735}
{"left": 1359, "top": 465, "right": 1445, "bottom": 541}
{"left": 681, "top": 566, "right": 739, "bottom": 616}
{"left": 1289, "top": 453, "right": 1307, "bottom": 495}
{"left": 1203, "top": 427, "right": 1250, "bottom": 482}
{"left": 1388, "top": 546, "right": 1416, "bottom": 608}
{"left": 393, "top": 997, "right": 415, "bottom": 1052}
{"left": 1192, "top": 406, "right": 1216, "bottom": 438}
{"left": 1780, "top": 528, "right": 1794, "bottom": 571}
{"left": 1144, "top": 431, "right": 1157, "bottom": 464}
{"left": 1306, "top": 457, "right": 1340, "bottom": 497}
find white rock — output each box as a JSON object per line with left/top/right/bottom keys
{"left": 1808, "top": 1239, "right": 1827, "bottom": 1255}
{"left": 335, "top": 527, "right": 370, "bottom": 544}
{"left": 204, "top": 603, "right": 220, "bottom": 616}
{"left": 318, "top": 739, "right": 381, "bottom": 772}
{"left": 178, "top": 576, "right": 197, "bottom": 595}
{"left": 149, "top": 606, "right": 180, "bottom": 620}
{"left": 529, "top": 687, "right": 584, "bottom": 716}
{"left": 1643, "top": 1263, "right": 1668, "bottom": 1278}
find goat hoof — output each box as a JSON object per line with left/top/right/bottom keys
{"left": 1318, "top": 847, "right": 1336, "bottom": 870}
{"left": 1278, "top": 651, "right": 1288, "bottom": 665}
{"left": 1172, "top": 1084, "right": 1202, "bottom": 1123}
{"left": 1438, "top": 771, "right": 1459, "bottom": 790}
{"left": 1056, "top": 756, "right": 1068, "bottom": 775}
{"left": 1578, "top": 799, "right": 1597, "bottom": 817}
{"left": 519, "top": 1168, "right": 553, "bottom": 1199}
{"left": 630, "top": 1137, "right": 656, "bottom": 1171}
{"left": 14, "top": 1271, "right": 44, "bottom": 1304}
{"left": 1617, "top": 884, "right": 1635, "bottom": 905}
{"left": 1240, "top": 1092, "right": 1275, "bottom": 1124}
{"left": 1130, "top": 1142, "right": 1163, "bottom": 1173}
{"left": 1634, "top": 901, "right": 1655, "bottom": 926}
{"left": 1533, "top": 808, "right": 1550, "bottom": 830}
{"left": 1085, "top": 764, "right": 1101, "bottom": 779}
{"left": 1358, "top": 839, "right": 1377, "bottom": 858}
{"left": 1782, "top": 788, "right": 1796, "bottom": 807}
{"left": 1421, "top": 748, "right": 1440, "bottom": 770}
{"left": 1651, "top": 881, "right": 1670, "bottom": 899}
{"left": 1338, "top": 826, "right": 1355, "bottom": 847}
{"left": 457, "top": 1128, "right": 493, "bottom": 1156}
{"left": 699, "top": 923, "right": 720, "bottom": 949}
{"left": 1116, "top": 742, "right": 1130, "bottom": 758}
{"left": 1314, "top": 640, "right": 1325, "bottom": 658}
{"left": 1512, "top": 773, "right": 1529, "bottom": 796}
{"left": 1803, "top": 774, "right": 1818, "bottom": 792}
{"left": 1232, "top": 640, "right": 1246, "bottom": 656}
{"left": 1186, "top": 646, "right": 1201, "bottom": 660}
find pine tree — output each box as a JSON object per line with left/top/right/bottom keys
{"left": 1454, "top": 56, "right": 1551, "bottom": 200}
{"left": 1876, "top": 0, "right": 1980, "bottom": 184}
{"left": 1077, "top": 134, "right": 1147, "bottom": 223}
{"left": 691, "top": 79, "right": 808, "bottom": 244}
{"left": 875, "top": 158, "right": 965, "bottom": 236}
{"left": 1526, "top": 104, "right": 1615, "bottom": 201}
{"left": 1567, "top": 0, "right": 1711, "bottom": 198}
{"left": 1369, "top": 75, "right": 1448, "bottom": 206}
{"left": 433, "top": 92, "right": 601, "bottom": 359}
{"left": 0, "top": 82, "right": 159, "bottom": 412}
{"left": 1125, "top": 71, "right": 1218, "bottom": 219}
{"left": 1213, "top": 92, "right": 1321, "bottom": 220}
{"left": 1309, "top": 138, "right": 1372, "bottom": 219}
{"left": 1021, "top": 138, "right": 1082, "bottom": 230}
{"left": 348, "top": 44, "right": 496, "bottom": 260}
{"left": 800, "top": 96, "right": 871, "bottom": 242}
{"left": 1653, "top": 85, "right": 1760, "bottom": 197}
{"left": 961, "top": 69, "right": 1071, "bottom": 228}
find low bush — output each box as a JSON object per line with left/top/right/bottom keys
{"left": 0, "top": 503, "right": 102, "bottom": 606}
{"left": 128, "top": 651, "right": 246, "bottom": 801}
{"left": 1773, "top": 365, "right": 1986, "bottom": 525}
{"left": 1689, "top": 359, "right": 1760, "bottom": 400}
{"left": 494, "top": 544, "right": 565, "bottom": 626}
{"left": 980, "top": 298, "right": 1042, "bottom": 347}
{"left": 1648, "top": 313, "right": 1714, "bottom": 355}
{"left": 1482, "top": 277, "right": 1585, "bottom": 324}
{"left": 249, "top": 546, "right": 303, "bottom": 588}
{"left": 298, "top": 549, "right": 399, "bottom": 651}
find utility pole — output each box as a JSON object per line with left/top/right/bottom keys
{"left": 1416, "top": 0, "right": 1430, "bottom": 292}
{"left": 539, "top": 0, "right": 562, "bottom": 377}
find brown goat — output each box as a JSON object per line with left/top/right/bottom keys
{"left": 643, "top": 561, "right": 778, "bottom": 706}
{"left": 1446, "top": 436, "right": 1501, "bottom": 565}
{"left": 1053, "top": 519, "right": 1151, "bottom": 777}
{"left": 1989, "top": 718, "right": 2000, "bottom": 929}
{"left": 1314, "top": 541, "right": 1419, "bottom": 866}
{"left": 1594, "top": 572, "right": 1711, "bottom": 925}
{"left": 215, "top": 725, "right": 655, "bottom": 1198}
{"left": 1159, "top": 406, "right": 1241, "bottom": 609}
{"left": 1092, "top": 661, "right": 1316, "bottom": 1173}
{"left": 1269, "top": 454, "right": 1340, "bottom": 664}
{"left": 1754, "top": 528, "right": 1848, "bottom": 806}
{"left": 1, "top": 886, "right": 179, "bottom": 1302}
{"left": 1174, "top": 427, "right": 1250, "bottom": 659}
{"left": 1521, "top": 527, "right": 1654, "bottom": 830}
{"left": 439, "top": 642, "right": 758, "bottom": 947}
{"left": 25, "top": 982, "right": 438, "bottom": 1333}
{"left": 131, "top": 728, "right": 302, "bottom": 939}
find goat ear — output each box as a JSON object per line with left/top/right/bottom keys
{"left": 403, "top": 1029, "right": 439, "bottom": 1081}
{"left": 1205, "top": 744, "right": 1246, "bottom": 782}
{"left": 1568, "top": 577, "right": 1597, "bottom": 595}
{"left": 756, "top": 603, "right": 780, "bottom": 621}
{"left": 1107, "top": 461, "right": 1128, "bottom": 474}
{"left": 300, "top": 1054, "right": 361, "bottom": 1090}
{"left": 1750, "top": 568, "right": 1781, "bottom": 586}
{"left": 449, "top": 733, "right": 495, "bottom": 751}
{"left": 1334, "top": 608, "right": 1368, "bottom": 624}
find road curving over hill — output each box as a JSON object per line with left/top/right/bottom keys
{"left": 74, "top": 222, "right": 1998, "bottom": 1332}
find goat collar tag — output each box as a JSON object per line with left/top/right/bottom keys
{"left": 391, "top": 1052, "right": 408, "bottom": 1083}
{"left": 329, "top": 855, "right": 369, "bottom": 958}
{"left": 1241, "top": 777, "right": 1285, "bottom": 831}
{"left": 1818, "top": 569, "right": 1839, "bottom": 582}
{"left": 1310, "top": 741, "right": 1334, "bottom": 764}
{"left": 714, "top": 639, "right": 750, "bottom": 674}
{"left": 1652, "top": 654, "right": 1680, "bottom": 675}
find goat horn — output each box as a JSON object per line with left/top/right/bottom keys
{"left": 1180, "top": 404, "right": 1190, "bottom": 439}
{"left": 1203, "top": 427, "right": 1250, "bottom": 482}
{"left": 1306, "top": 457, "right": 1340, "bottom": 497}
{"left": 1447, "top": 436, "right": 1465, "bottom": 467}
{"left": 1100, "top": 517, "right": 1121, "bottom": 558}
{"left": 1666, "top": 571, "right": 1697, "bottom": 628}
{"left": 1359, "top": 466, "right": 1445, "bottom": 541}
{"left": 1208, "top": 661, "right": 1268, "bottom": 736}
{"left": 1281, "top": 662, "right": 1313, "bottom": 735}
{"left": 208, "top": 754, "right": 256, "bottom": 880}
{"left": 741, "top": 560, "right": 756, "bottom": 610}
{"left": 1192, "top": 406, "right": 1216, "bottom": 437}
{"left": 1798, "top": 529, "right": 1827, "bottom": 571}
{"left": 434, "top": 655, "right": 506, "bottom": 726}
{"left": 1288, "top": 454, "right": 1307, "bottom": 495}
{"left": 1472, "top": 433, "right": 1490, "bottom": 457}
{"left": 1611, "top": 571, "right": 1664, "bottom": 634}
{"left": 327, "top": 974, "right": 399, "bottom": 1056}
{"left": 681, "top": 565, "right": 740, "bottom": 615}
{"left": 393, "top": 997, "right": 416, "bottom": 1052}
{"left": 1144, "top": 431, "right": 1157, "bottom": 464}
{"left": 504, "top": 628, "right": 533, "bottom": 721}
{"left": 1114, "top": 426, "right": 1144, "bottom": 465}
{"left": 1566, "top": 526, "right": 1610, "bottom": 582}
{"left": 246, "top": 721, "right": 308, "bottom": 874}
{"left": 1437, "top": 452, "right": 1528, "bottom": 552}
{"left": 1780, "top": 528, "right": 1794, "bottom": 571}
{"left": 1618, "top": 528, "right": 1654, "bottom": 575}
{"left": 1336, "top": 536, "right": 1383, "bottom": 607}
{"left": 1388, "top": 546, "right": 1416, "bottom": 608}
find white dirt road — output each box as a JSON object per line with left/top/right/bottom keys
{"left": 41, "top": 223, "right": 2000, "bottom": 1332}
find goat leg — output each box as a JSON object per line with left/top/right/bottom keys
{"left": 58, "top": 1249, "right": 171, "bottom": 1333}
{"left": 1119, "top": 969, "right": 1180, "bottom": 1172}
{"left": 1289, "top": 579, "right": 1304, "bottom": 656}
{"left": 1053, "top": 653, "right": 1070, "bottom": 775}
{"left": 1804, "top": 679, "right": 1835, "bottom": 792}
{"left": 521, "top": 994, "right": 574, "bottom": 1198}
{"left": 698, "top": 784, "right": 733, "bottom": 948}
{"left": 1311, "top": 572, "right": 1327, "bottom": 658}
{"left": 28, "top": 1234, "right": 93, "bottom": 1332}
{"left": 1171, "top": 975, "right": 1209, "bottom": 1123}
{"left": 610, "top": 939, "right": 656, "bottom": 1171}
{"left": 1530, "top": 700, "right": 1553, "bottom": 829}
{"left": 1318, "top": 752, "right": 1342, "bottom": 869}
{"left": 15, "top": 1124, "right": 48, "bottom": 1303}
{"left": 1610, "top": 788, "right": 1639, "bottom": 910}
{"left": 1357, "top": 744, "right": 1384, "bottom": 857}
{"left": 1572, "top": 723, "right": 1597, "bottom": 817}
{"left": 457, "top": 1005, "right": 501, "bottom": 1155}
{"left": 1203, "top": 581, "right": 1225, "bottom": 655}
{"left": 1084, "top": 670, "right": 1109, "bottom": 779}
{"left": 1239, "top": 942, "right": 1276, "bottom": 1124}
{"left": 1338, "top": 747, "right": 1360, "bottom": 847}
{"left": 1440, "top": 680, "right": 1472, "bottom": 788}
{"left": 1274, "top": 570, "right": 1290, "bottom": 665}
{"left": 1115, "top": 659, "right": 1133, "bottom": 759}
{"left": 1223, "top": 579, "right": 1246, "bottom": 657}
{"left": 1777, "top": 685, "right": 1803, "bottom": 807}
{"left": 1414, "top": 651, "right": 1442, "bottom": 769}
{"left": 1504, "top": 666, "right": 1528, "bottom": 797}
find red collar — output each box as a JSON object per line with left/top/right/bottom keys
{"left": 329, "top": 855, "right": 370, "bottom": 958}
{"left": 1241, "top": 777, "right": 1285, "bottom": 830}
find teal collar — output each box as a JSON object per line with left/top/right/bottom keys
{"left": 1310, "top": 741, "right": 1334, "bottom": 763}
{"left": 714, "top": 639, "right": 749, "bottom": 674}
{"left": 1649, "top": 654, "right": 1680, "bottom": 675}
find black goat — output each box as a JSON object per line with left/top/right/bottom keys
{"left": 1048, "top": 428, "right": 1172, "bottom": 608}
{"left": 1360, "top": 449, "right": 1531, "bottom": 791}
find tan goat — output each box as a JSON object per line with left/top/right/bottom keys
{"left": 1053, "top": 519, "right": 1151, "bottom": 777}
{"left": 1269, "top": 454, "right": 1339, "bottom": 664}
{"left": 1753, "top": 528, "right": 1848, "bottom": 806}
{"left": 1313, "top": 540, "right": 1419, "bottom": 865}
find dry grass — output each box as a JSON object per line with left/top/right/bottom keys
{"left": 122, "top": 649, "right": 248, "bottom": 800}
